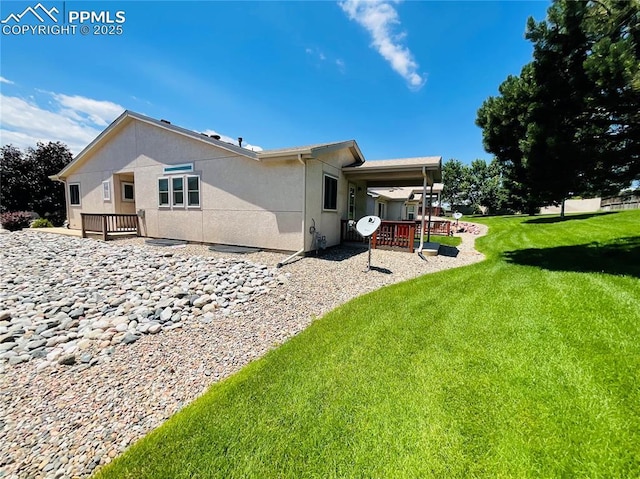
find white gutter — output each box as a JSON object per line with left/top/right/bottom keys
{"left": 277, "top": 153, "right": 306, "bottom": 268}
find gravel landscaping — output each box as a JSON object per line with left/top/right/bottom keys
{"left": 0, "top": 225, "right": 486, "bottom": 478}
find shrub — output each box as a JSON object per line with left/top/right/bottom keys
{"left": 0, "top": 211, "right": 32, "bottom": 231}
{"left": 45, "top": 210, "right": 67, "bottom": 227}
{"left": 31, "top": 218, "right": 54, "bottom": 228}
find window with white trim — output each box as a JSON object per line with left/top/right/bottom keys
{"left": 69, "top": 183, "right": 80, "bottom": 206}
{"left": 122, "top": 182, "right": 135, "bottom": 202}
{"left": 158, "top": 175, "right": 200, "bottom": 208}
{"left": 102, "top": 181, "right": 111, "bottom": 201}
{"left": 158, "top": 178, "right": 169, "bottom": 206}
{"left": 187, "top": 175, "right": 200, "bottom": 207}
{"left": 323, "top": 174, "right": 338, "bottom": 211}
{"left": 172, "top": 177, "right": 184, "bottom": 206}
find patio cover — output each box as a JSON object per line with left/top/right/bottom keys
{"left": 342, "top": 156, "right": 442, "bottom": 188}
{"left": 343, "top": 156, "right": 443, "bottom": 249}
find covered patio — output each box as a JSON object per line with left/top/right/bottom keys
{"left": 342, "top": 157, "right": 444, "bottom": 255}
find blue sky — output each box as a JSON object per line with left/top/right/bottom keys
{"left": 0, "top": 0, "right": 550, "bottom": 162}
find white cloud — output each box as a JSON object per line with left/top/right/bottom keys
{"left": 336, "top": 59, "right": 346, "bottom": 73}
{"left": 0, "top": 93, "right": 124, "bottom": 154}
{"left": 52, "top": 93, "right": 124, "bottom": 127}
{"left": 202, "top": 129, "right": 263, "bottom": 152}
{"left": 339, "top": 0, "right": 425, "bottom": 90}
{"left": 0, "top": 76, "right": 14, "bottom": 84}
{"left": 306, "top": 47, "right": 327, "bottom": 62}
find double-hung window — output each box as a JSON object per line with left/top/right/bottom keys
{"left": 158, "top": 175, "right": 200, "bottom": 208}
{"left": 158, "top": 178, "right": 170, "bottom": 206}
{"left": 187, "top": 176, "right": 200, "bottom": 206}
{"left": 172, "top": 177, "right": 184, "bottom": 206}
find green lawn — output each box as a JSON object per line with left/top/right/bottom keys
{"left": 96, "top": 210, "right": 640, "bottom": 479}
{"left": 427, "top": 234, "right": 462, "bottom": 247}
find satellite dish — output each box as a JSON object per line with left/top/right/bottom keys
{"left": 356, "top": 215, "right": 381, "bottom": 237}
{"left": 356, "top": 216, "right": 382, "bottom": 272}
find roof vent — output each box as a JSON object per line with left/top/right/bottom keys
{"left": 238, "top": 137, "right": 243, "bottom": 148}
{"left": 160, "top": 119, "right": 171, "bottom": 124}
{"left": 211, "top": 134, "right": 221, "bottom": 140}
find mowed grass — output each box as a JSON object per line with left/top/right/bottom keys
{"left": 96, "top": 210, "right": 640, "bottom": 478}
{"left": 428, "top": 234, "right": 462, "bottom": 247}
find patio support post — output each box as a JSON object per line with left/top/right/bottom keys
{"left": 418, "top": 166, "right": 428, "bottom": 256}
{"left": 427, "top": 182, "right": 434, "bottom": 242}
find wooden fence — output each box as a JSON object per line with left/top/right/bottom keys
{"left": 601, "top": 194, "right": 640, "bottom": 211}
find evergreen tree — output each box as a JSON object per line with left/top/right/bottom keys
{"left": 477, "top": 0, "right": 639, "bottom": 215}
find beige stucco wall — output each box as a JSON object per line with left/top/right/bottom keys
{"left": 303, "top": 149, "right": 360, "bottom": 251}
{"left": 387, "top": 201, "right": 404, "bottom": 220}
{"left": 352, "top": 183, "right": 368, "bottom": 220}
{"left": 63, "top": 120, "right": 305, "bottom": 251}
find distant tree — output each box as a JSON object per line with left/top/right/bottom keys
{"left": 442, "top": 159, "right": 468, "bottom": 213}
{"left": 464, "top": 159, "right": 502, "bottom": 213}
{"left": 0, "top": 142, "right": 73, "bottom": 225}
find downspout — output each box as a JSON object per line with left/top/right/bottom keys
{"left": 417, "top": 166, "right": 428, "bottom": 260}
{"left": 277, "top": 154, "right": 306, "bottom": 268}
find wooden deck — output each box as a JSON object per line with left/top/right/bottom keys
{"left": 341, "top": 219, "right": 452, "bottom": 253}
{"left": 81, "top": 213, "right": 140, "bottom": 241}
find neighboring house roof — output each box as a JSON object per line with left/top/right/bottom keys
{"left": 257, "top": 140, "right": 365, "bottom": 163}
{"left": 368, "top": 184, "right": 444, "bottom": 201}
{"left": 52, "top": 110, "right": 259, "bottom": 180}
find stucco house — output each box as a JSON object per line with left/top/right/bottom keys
{"left": 51, "top": 111, "right": 441, "bottom": 254}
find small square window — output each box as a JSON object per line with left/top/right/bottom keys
{"left": 122, "top": 182, "right": 135, "bottom": 202}
{"left": 69, "top": 183, "right": 80, "bottom": 206}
